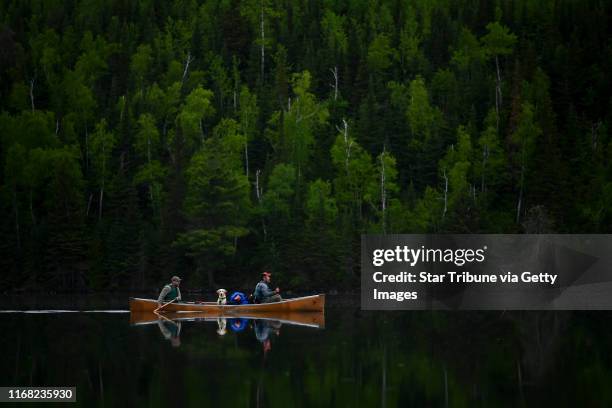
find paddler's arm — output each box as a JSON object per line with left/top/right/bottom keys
{"left": 157, "top": 286, "right": 170, "bottom": 304}
{"left": 176, "top": 286, "right": 182, "bottom": 301}
{"left": 259, "top": 283, "right": 275, "bottom": 298}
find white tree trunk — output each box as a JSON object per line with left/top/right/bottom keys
{"left": 330, "top": 66, "right": 339, "bottom": 101}
{"left": 182, "top": 51, "right": 193, "bottom": 84}
{"left": 86, "top": 193, "right": 93, "bottom": 217}
{"left": 337, "top": 118, "right": 351, "bottom": 175}
{"left": 495, "top": 55, "right": 502, "bottom": 130}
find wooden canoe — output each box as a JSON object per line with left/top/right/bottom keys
{"left": 130, "top": 311, "right": 325, "bottom": 329}
{"left": 129, "top": 294, "right": 325, "bottom": 314}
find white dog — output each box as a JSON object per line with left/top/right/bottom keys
{"left": 216, "top": 289, "right": 227, "bottom": 305}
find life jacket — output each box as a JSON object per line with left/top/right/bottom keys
{"left": 163, "top": 284, "right": 179, "bottom": 302}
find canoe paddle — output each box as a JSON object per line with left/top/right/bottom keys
{"left": 154, "top": 297, "right": 178, "bottom": 313}
{"left": 154, "top": 311, "right": 179, "bottom": 326}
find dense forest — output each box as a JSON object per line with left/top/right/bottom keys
{"left": 1, "top": 0, "right": 611, "bottom": 291}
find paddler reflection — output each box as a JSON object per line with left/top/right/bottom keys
{"left": 156, "top": 313, "right": 182, "bottom": 347}
{"left": 254, "top": 319, "right": 282, "bottom": 353}
{"left": 135, "top": 312, "right": 324, "bottom": 349}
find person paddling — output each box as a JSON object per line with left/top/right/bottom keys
{"left": 254, "top": 271, "right": 281, "bottom": 303}
{"left": 158, "top": 276, "right": 182, "bottom": 305}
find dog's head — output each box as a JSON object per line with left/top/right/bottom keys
{"left": 216, "top": 289, "right": 227, "bottom": 298}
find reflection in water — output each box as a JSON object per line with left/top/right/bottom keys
{"left": 254, "top": 319, "right": 282, "bottom": 354}
{"left": 229, "top": 318, "right": 248, "bottom": 332}
{"left": 150, "top": 313, "right": 293, "bottom": 354}
{"left": 216, "top": 318, "right": 227, "bottom": 336}
{"left": 3, "top": 306, "right": 612, "bottom": 406}
{"left": 155, "top": 313, "right": 182, "bottom": 347}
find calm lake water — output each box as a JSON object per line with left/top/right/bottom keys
{"left": 2, "top": 296, "right": 612, "bottom": 407}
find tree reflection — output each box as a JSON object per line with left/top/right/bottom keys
{"left": 5, "top": 309, "right": 612, "bottom": 406}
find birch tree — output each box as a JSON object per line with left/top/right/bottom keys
{"left": 438, "top": 126, "right": 473, "bottom": 219}
{"left": 133, "top": 113, "right": 167, "bottom": 223}
{"left": 177, "top": 86, "right": 215, "bottom": 151}
{"left": 368, "top": 150, "right": 399, "bottom": 234}
{"left": 331, "top": 123, "right": 375, "bottom": 221}
{"left": 475, "top": 109, "right": 507, "bottom": 198}
{"left": 481, "top": 22, "right": 517, "bottom": 128}
{"left": 511, "top": 102, "right": 540, "bottom": 223}
{"left": 89, "top": 119, "right": 116, "bottom": 220}
{"left": 321, "top": 10, "right": 347, "bottom": 100}
{"left": 238, "top": 86, "right": 259, "bottom": 179}
{"left": 267, "top": 71, "right": 329, "bottom": 188}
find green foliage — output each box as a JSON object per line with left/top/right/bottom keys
{"left": 262, "top": 163, "right": 296, "bottom": 220}
{"left": 440, "top": 126, "right": 474, "bottom": 211}
{"left": 268, "top": 71, "right": 329, "bottom": 184}
{"left": 330, "top": 128, "right": 375, "bottom": 217}
{"left": 0, "top": 0, "right": 610, "bottom": 289}
{"left": 89, "top": 119, "right": 116, "bottom": 188}
{"left": 177, "top": 86, "right": 215, "bottom": 151}
{"left": 321, "top": 10, "right": 348, "bottom": 60}
{"left": 451, "top": 28, "right": 485, "bottom": 71}
{"left": 131, "top": 44, "right": 153, "bottom": 88}
{"left": 475, "top": 109, "right": 507, "bottom": 196}
{"left": 305, "top": 179, "right": 337, "bottom": 225}
{"left": 481, "top": 22, "right": 517, "bottom": 58}
{"left": 398, "top": 11, "right": 427, "bottom": 75}
{"left": 175, "top": 119, "right": 250, "bottom": 284}
{"left": 367, "top": 34, "right": 395, "bottom": 73}
{"left": 406, "top": 76, "right": 439, "bottom": 141}
{"left": 511, "top": 102, "right": 540, "bottom": 177}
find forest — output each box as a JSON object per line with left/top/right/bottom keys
{"left": 1, "top": 0, "right": 610, "bottom": 291}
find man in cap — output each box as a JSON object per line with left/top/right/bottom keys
{"left": 253, "top": 271, "right": 282, "bottom": 303}
{"left": 157, "top": 276, "right": 182, "bottom": 305}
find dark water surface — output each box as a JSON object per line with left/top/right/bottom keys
{"left": 2, "top": 296, "right": 612, "bottom": 407}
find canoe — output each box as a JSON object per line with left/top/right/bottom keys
{"left": 130, "top": 311, "right": 325, "bottom": 329}
{"left": 129, "top": 294, "right": 325, "bottom": 314}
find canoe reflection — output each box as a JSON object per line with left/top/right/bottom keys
{"left": 130, "top": 311, "right": 324, "bottom": 350}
